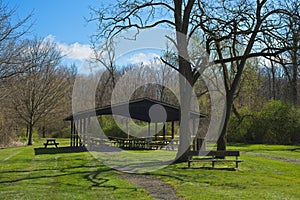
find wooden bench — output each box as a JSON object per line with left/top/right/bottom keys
{"left": 44, "top": 139, "right": 59, "bottom": 148}
{"left": 187, "top": 150, "right": 243, "bottom": 168}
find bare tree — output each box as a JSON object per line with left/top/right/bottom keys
{"left": 0, "top": 2, "right": 32, "bottom": 81}
{"left": 8, "top": 38, "right": 68, "bottom": 145}
{"left": 0, "top": 2, "right": 32, "bottom": 145}
{"left": 92, "top": 40, "right": 118, "bottom": 106}
{"left": 93, "top": 40, "right": 117, "bottom": 86}
{"left": 264, "top": 1, "right": 300, "bottom": 105}
{"left": 196, "top": 0, "right": 296, "bottom": 150}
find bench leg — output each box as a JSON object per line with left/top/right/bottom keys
{"left": 212, "top": 161, "right": 215, "bottom": 168}
{"left": 188, "top": 161, "right": 191, "bottom": 168}
{"left": 236, "top": 161, "right": 238, "bottom": 168}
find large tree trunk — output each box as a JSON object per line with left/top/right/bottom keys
{"left": 176, "top": 74, "right": 193, "bottom": 162}
{"left": 217, "top": 96, "right": 233, "bottom": 151}
{"left": 27, "top": 122, "right": 33, "bottom": 145}
{"left": 173, "top": 22, "right": 196, "bottom": 161}
{"left": 42, "top": 126, "right": 46, "bottom": 138}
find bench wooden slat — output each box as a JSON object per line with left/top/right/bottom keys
{"left": 187, "top": 150, "right": 240, "bottom": 157}
{"left": 212, "top": 150, "right": 240, "bottom": 157}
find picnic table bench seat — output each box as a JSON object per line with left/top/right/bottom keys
{"left": 187, "top": 150, "right": 243, "bottom": 168}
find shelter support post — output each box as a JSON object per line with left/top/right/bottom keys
{"left": 192, "top": 118, "right": 196, "bottom": 151}
{"left": 73, "top": 120, "right": 76, "bottom": 147}
{"left": 83, "top": 118, "right": 86, "bottom": 146}
{"left": 70, "top": 119, "right": 73, "bottom": 147}
{"left": 163, "top": 123, "right": 166, "bottom": 140}
{"left": 155, "top": 123, "right": 157, "bottom": 140}
{"left": 79, "top": 119, "right": 83, "bottom": 146}
{"left": 126, "top": 120, "right": 129, "bottom": 139}
{"left": 75, "top": 120, "right": 79, "bottom": 147}
{"left": 148, "top": 122, "right": 150, "bottom": 137}
{"left": 87, "top": 117, "right": 91, "bottom": 147}
{"left": 171, "top": 121, "right": 174, "bottom": 139}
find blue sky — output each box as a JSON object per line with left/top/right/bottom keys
{"left": 5, "top": 0, "right": 107, "bottom": 44}
{"left": 2, "top": 0, "right": 113, "bottom": 67}
{"left": 3, "top": 0, "right": 167, "bottom": 71}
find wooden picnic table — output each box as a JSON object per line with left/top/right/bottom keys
{"left": 44, "top": 139, "right": 59, "bottom": 148}
{"left": 108, "top": 137, "right": 171, "bottom": 150}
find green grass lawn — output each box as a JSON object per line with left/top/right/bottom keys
{"left": 153, "top": 155, "right": 300, "bottom": 199}
{"left": 1, "top": 139, "right": 299, "bottom": 199}
{"left": 0, "top": 140, "right": 151, "bottom": 200}
{"left": 228, "top": 143, "right": 300, "bottom": 161}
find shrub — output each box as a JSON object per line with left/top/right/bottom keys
{"left": 228, "top": 100, "right": 300, "bottom": 144}
{"left": 227, "top": 107, "right": 253, "bottom": 143}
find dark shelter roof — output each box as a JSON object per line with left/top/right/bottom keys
{"left": 64, "top": 97, "right": 207, "bottom": 122}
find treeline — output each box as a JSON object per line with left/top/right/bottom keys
{"left": 227, "top": 58, "right": 300, "bottom": 144}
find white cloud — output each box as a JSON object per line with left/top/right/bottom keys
{"left": 127, "top": 52, "right": 160, "bottom": 65}
{"left": 58, "top": 42, "right": 93, "bottom": 61}
{"left": 44, "top": 34, "right": 56, "bottom": 42}
{"left": 45, "top": 34, "right": 93, "bottom": 61}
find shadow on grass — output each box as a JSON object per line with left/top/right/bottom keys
{"left": 1, "top": 154, "right": 142, "bottom": 194}
{"left": 85, "top": 169, "right": 118, "bottom": 190}
{"left": 0, "top": 164, "right": 126, "bottom": 192}
{"left": 291, "top": 148, "right": 300, "bottom": 152}
{"left": 1, "top": 166, "right": 141, "bottom": 193}
{"left": 0, "top": 170, "right": 86, "bottom": 184}
{"left": 34, "top": 147, "right": 87, "bottom": 155}
{"left": 0, "top": 163, "right": 101, "bottom": 174}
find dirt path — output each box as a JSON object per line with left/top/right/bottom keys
{"left": 121, "top": 174, "right": 182, "bottom": 200}
{"left": 244, "top": 152, "right": 300, "bottom": 164}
